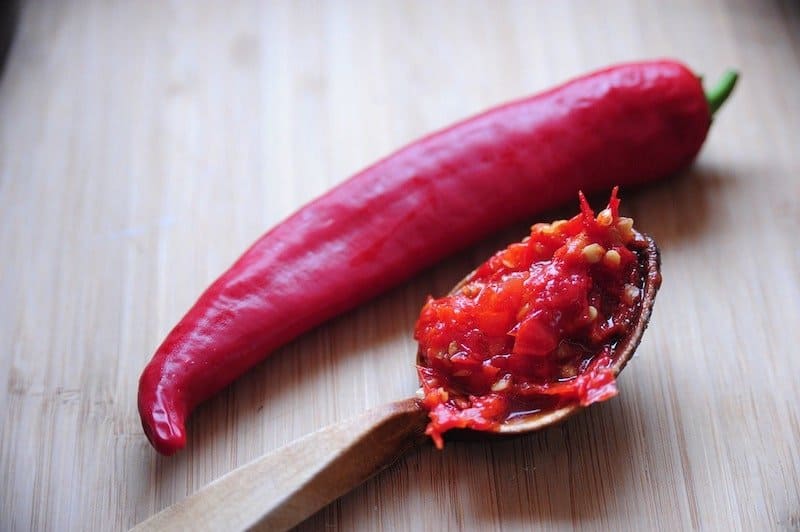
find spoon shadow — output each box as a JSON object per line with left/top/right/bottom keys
{"left": 293, "top": 382, "right": 655, "bottom": 529}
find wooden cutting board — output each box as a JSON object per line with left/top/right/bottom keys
{"left": 2, "top": 1, "right": 798, "bottom": 530}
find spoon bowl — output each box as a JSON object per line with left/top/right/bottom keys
{"left": 489, "top": 232, "right": 661, "bottom": 434}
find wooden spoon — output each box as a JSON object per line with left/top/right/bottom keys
{"left": 132, "top": 234, "right": 661, "bottom": 532}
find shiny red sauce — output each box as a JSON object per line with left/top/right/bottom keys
{"left": 415, "top": 189, "right": 645, "bottom": 448}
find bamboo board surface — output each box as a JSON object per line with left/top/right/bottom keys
{"left": 2, "top": 1, "right": 799, "bottom": 530}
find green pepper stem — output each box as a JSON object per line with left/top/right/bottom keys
{"left": 706, "top": 70, "right": 739, "bottom": 115}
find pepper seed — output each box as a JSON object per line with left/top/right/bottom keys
{"left": 551, "top": 220, "right": 568, "bottom": 234}
{"left": 616, "top": 217, "right": 634, "bottom": 242}
{"left": 582, "top": 243, "right": 606, "bottom": 263}
{"left": 603, "top": 249, "right": 621, "bottom": 267}
{"left": 597, "top": 208, "right": 613, "bottom": 226}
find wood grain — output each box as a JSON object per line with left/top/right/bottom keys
{"left": 1, "top": 0, "right": 799, "bottom": 530}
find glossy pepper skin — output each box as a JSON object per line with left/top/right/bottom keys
{"left": 139, "top": 59, "right": 711, "bottom": 454}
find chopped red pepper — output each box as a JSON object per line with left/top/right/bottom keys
{"left": 415, "top": 189, "right": 645, "bottom": 448}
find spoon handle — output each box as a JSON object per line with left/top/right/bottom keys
{"left": 132, "top": 398, "right": 428, "bottom": 532}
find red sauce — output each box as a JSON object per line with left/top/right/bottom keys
{"left": 414, "top": 189, "right": 645, "bottom": 448}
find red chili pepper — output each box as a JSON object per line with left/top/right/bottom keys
{"left": 138, "top": 59, "right": 737, "bottom": 454}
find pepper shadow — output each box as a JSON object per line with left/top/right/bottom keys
{"left": 0, "top": 0, "right": 20, "bottom": 84}
{"left": 464, "top": 163, "right": 735, "bottom": 271}
{"left": 616, "top": 164, "right": 735, "bottom": 250}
